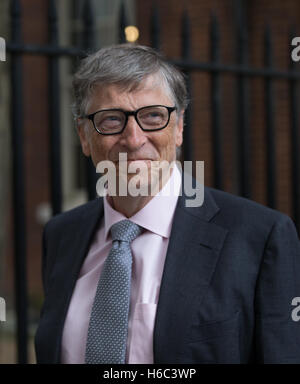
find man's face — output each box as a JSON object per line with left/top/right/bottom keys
{"left": 77, "top": 75, "right": 183, "bottom": 193}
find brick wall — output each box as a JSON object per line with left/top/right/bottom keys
{"left": 4, "top": 0, "right": 49, "bottom": 309}
{"left": 136, "top": 0, "right": 300, "bottom": 219}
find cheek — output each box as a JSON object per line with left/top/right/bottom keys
{"left": 156, "top": 130, "right": 177, "bottom": 158}
{"left": 88, "top": 135, "right": 114, "bottom": 162}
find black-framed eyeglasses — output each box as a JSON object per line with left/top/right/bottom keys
{"left": 82, "top": 105, "right": 177, "bottom": 135}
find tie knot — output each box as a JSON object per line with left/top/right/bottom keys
{"left": 110, "top": 219, "right": 142, "bottom": 243}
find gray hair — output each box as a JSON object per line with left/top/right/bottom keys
{"left": 72, "top": 44, "right": 188, "bottom": 119}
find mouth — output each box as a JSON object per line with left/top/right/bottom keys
{"left": 114, "top": 158, "right": 154, "bottom": 163}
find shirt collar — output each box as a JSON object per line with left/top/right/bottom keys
{"left": 103, "top": 164, "right": 182, "bottom": 240}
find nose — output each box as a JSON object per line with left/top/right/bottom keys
{"left": 119, "top": 115, "right": 147, "bottom": 151}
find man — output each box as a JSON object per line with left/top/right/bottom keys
{"left": 35, "top": 44, "right": 300, "bottom": 364}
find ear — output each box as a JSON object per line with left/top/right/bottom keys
{"left": 175, "top": 110, "right": 184, "bottom": 147}
{"left": 77, "top": 119, "right": 91, "bottom": 157}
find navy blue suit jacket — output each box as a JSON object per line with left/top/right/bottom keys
{"left": 35, "top": 185, "right": 300, "bottom": 363}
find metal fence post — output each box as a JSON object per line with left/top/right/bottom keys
{"left": 119, "top": 1, "right": 127, "bottom": 44}
{"left": 210, "top": 13, "right": 223, "bottom": 190}
{"left": 264, "top": 26, "right": 277, "bottom": 209}
{"left": 181, "top": 9, "right": 193, "bottom": 163}
{"left": 10, "top": 0, "right": 28, "bottom": 364}
{"left": 83, "top": 0, "right": 97, "bottom": 201}
{"left": 289, "top": 28, "right": 300, "bottom": 231}
{"left": 151, "top": 3, "right": 161, "bottom": 51}
{"left": 49, "top": 0, "right": 62, "bottom": 215}
{"left": 235, "top": 2, "right": 251, "bottom": 199}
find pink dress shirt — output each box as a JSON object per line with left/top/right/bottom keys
{"left": 61, "top": 165, "right": 182, "bottom": 364}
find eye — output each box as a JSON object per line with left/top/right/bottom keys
{"left": 140, "top": 111, "right": 163, "bottom": 119}
{"left": 105, "top": 115, "right": 122, "bottom": 121}
{"left": 101, "top": 115, "right": 122, "bottom": 125}
{"left": 94, "top": 111, "right": 125, "bottom": 131}
{"left": 147, "top": 112, "right": 162, "bottom": 118}
{"left": 138, "top": 107, "right": 167, "bottom": 126}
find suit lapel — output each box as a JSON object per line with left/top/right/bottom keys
{"left": 154, "top": 185, "right": 228, "bottom": 363}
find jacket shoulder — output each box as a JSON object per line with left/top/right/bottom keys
{"left": 206, "top": 186, "right": 296, "bottom": 231}
{"left": 44, "top": 198, "right": 103, "bottom": 237}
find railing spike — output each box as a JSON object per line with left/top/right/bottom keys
{"left": 151, "top": 2, "right": 161, "bottom": 50}
{"left": 182, "top": 9, "right": 191, "bottom": 58}
{"left": 82, "top": 0, "right": 95, "bottom": 52}
{"left": 119, "top": 1, "right": 127, "bottom": 44}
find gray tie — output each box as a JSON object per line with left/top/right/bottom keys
{"left": 85, "top": 219, "right": 142, "bottom": 364}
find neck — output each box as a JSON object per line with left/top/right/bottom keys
{"left": 110, "top": 195, "right": 154, "bottom": 218}
{"left": 109, "top": 166, "right": 175, "bottom": 217}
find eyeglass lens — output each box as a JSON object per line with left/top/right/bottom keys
{"left": 93, "top": 106, "right": 170, "bottom": 133}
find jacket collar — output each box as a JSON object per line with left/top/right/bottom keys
{"left": 153, "top": 180, "right": 228, "bottom": 363}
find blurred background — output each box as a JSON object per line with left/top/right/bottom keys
{"left": 0, "top": 0, "right": 299, "bottom": 364}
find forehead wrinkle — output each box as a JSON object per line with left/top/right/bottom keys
{"left": 84, "top": 73, "right": 176, "bottom": 115}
